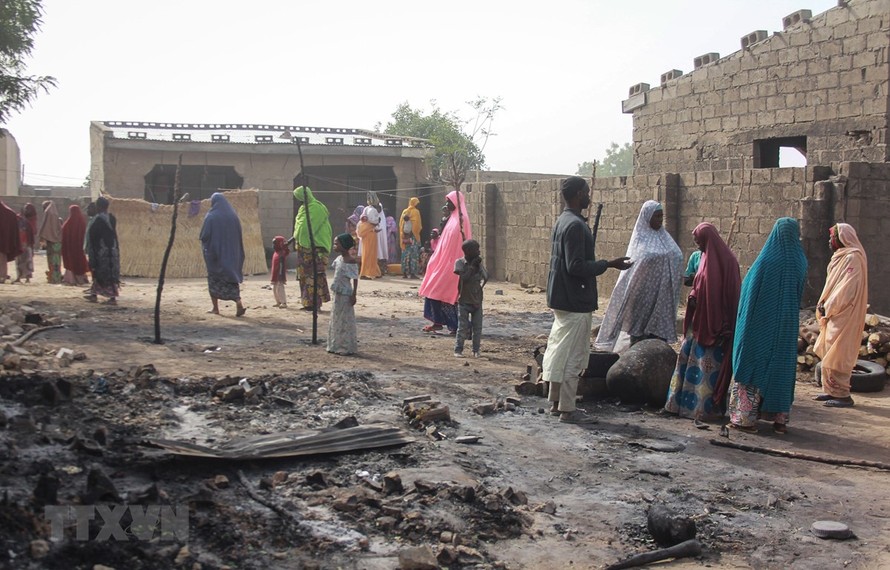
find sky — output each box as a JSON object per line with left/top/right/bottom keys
{"left": 6, "top": 0, "right": 836, "bottom": 187}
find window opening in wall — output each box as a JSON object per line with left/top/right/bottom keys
{"left": 143, "top": 165, "right": 244, "bottom": 203}
{"left": 753, "top": 136, "right": 807, "bottom": 168}
{"left": 779, "top": 147, "right": 807, "bottom": 167}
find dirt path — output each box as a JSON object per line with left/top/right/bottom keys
{"left": 1, "top": 273, "right": 889, "bottom": 569}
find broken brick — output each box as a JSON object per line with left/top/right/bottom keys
{"left": 383, "top": 471, "right": 403, "bottom": 495}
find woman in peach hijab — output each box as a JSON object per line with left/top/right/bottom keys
{"left": 813, "top": 223, "right": 868, "bottom": 408}
{"left": 38, "top": 200, "right": 63, "bottom": 284}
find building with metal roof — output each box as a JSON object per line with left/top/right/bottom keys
{"left": 89, "top": 120, "right": 437, "bottom": 254}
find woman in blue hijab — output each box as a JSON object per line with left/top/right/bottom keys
{"left": 200, "top": 193, "right": 246, "bottom": 316}
{"left": 727, "top": 217, "right": 807, "bottom": 434}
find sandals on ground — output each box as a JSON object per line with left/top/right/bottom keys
{"left": 824, "top": 398, "right": 854, "bottom": 408}
{"left": 726, "top": 423, "right": 758, "bottom": 434}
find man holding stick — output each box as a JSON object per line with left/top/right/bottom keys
{"left": 543, "top": 176, "right": 631, "bottom": 424}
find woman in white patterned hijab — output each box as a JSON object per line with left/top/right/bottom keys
{"left": 595, "top": 200, "right": 683, "bottom": 351}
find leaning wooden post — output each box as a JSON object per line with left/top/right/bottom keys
{"left": 451, "top": 154, "right": 466, "bottom": 241}
{"left": 153, "top": 155, "right": 182, "bottom": 344}
{"left": 589, "top": 160, "right": 603, "bottom": 244}
{"left": 294, "top": 137, "right": 319, "bottom": 344}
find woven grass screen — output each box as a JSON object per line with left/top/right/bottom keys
{"left": 113, "top": 190, "right": 269, "bottom": 278}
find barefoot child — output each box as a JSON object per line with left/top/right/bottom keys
{"left": 327, "top": 233, "right": 360, "bottom": 355}
{"left": 271, "top": 236, "right": 289, "bottom": 308}
{"left": 453, "top": 239, "right": 488, "bottom": 358}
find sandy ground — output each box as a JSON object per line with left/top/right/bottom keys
{"left": 2, "top": 268, "right": 890, "bottom": 569}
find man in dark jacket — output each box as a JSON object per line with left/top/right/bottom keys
{"left": 543, "top": 176, "right": 631, "bottom": 423}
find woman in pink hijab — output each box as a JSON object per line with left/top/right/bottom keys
{"left": 813, "top": 223, "right": 868, "bottom": 408}
{"left": 418, "top": 190, "right": 471, "bottom": 333}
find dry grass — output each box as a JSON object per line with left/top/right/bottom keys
{"left": 111, "top": 189, "right": 267, "bottom": 278}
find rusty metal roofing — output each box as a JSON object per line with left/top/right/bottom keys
{"left": 143, "top": 423, "right": 415, "bottom": 459}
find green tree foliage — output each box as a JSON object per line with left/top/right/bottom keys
{"left": 577, "top": 142, "right": 633, "bottom": 178}
{"left": 0, "top": 0, "right": 56, "bottom": 125}
{"left": 382, "top": 97, "right": 501, "bottom": 188}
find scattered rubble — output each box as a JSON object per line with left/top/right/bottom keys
{"left": 0, "top": 367, "right": 531, "bottom": 569}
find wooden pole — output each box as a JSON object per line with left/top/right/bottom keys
{"left": 725, "top": 158, "right": 746, "bottom": 248}
{"left": 710, "top": 438, "right": 890, "bottom": 471}
{"left": 451, "top": 154, "right": 466, "bottom": 241}
{"left": 294, "top": 138, "right": 319, "bottom": 344}
{"left": 153, "top": 155, "right": 182, "bottom": 344}
{"left": 605, "top": 539, "right": 702, "bottom": 570}
{"left": 590, "top": 160, "right": 603, "bottom": 242}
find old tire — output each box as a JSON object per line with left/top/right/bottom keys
{"left": 850, "top": 359, "right": 887, "bottom": 393}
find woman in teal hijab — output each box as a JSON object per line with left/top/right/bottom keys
{"left": 293, "top": 186, "right": 333, "bottom": 310}
{"left": 728, "top": 217, "right": 807, "bottom": 434}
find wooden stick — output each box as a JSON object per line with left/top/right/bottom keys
{"left": 237, "top": 470, "right": 304, "bottom": 529}
{"left": 589, "top": 160, "right": 599, "bottom": 233}
{"left": 294, "top": 138, "right": 319, "bottom": 344}
{"left": 725, "top": 158, "right": 746, "bottom": 248}
{"left": 11, "top": 324, "right": 64, "bottom": 347}
{"left": 605, "top": 539, "right": 702, "bottom": 570}
{"left": 710, "top": 439, "right": 890, "bottom": 471}
{"left": 153, "top": 155, "right": 182, "bottom": 344}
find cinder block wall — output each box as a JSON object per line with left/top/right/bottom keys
{"left": 465, "top": 179, "right": 566, "bottom": 287}
{"left": 632, "top": 0, "right": 890, "bottom": 174}
{"left": 838, "top": 162, "right": 890, "bottom": 313}
{"left": 466, "top": 163, "right": 890, "bottom": 314}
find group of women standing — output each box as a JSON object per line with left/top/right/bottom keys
{"left": 659, "top": 215, "right": 866, "bottom": 433}
{"left": 0, "top": 199, "right": 119, "bottom": 299}
{"left": 594, "top": 199, "right": 868, "bottom": 434}
{"left": 342, "top": 189, "right": 469, "bottom": 335}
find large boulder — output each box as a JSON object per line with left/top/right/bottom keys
{"left": 605, "top": 339, "right": 677, "bottom": 407}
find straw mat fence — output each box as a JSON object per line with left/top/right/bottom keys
{"left": 112, "top": 190, "right": 268, "bottom": 278}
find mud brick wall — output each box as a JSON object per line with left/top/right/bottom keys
{"left": 630, "top": 0, "right": 889, "bottom": 174}
{"left": 466, "top": 164, "right": 890, "bottom": 314}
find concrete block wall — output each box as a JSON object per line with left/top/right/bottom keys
{"left": 0, "top": 130, "right": 21, "bottom": 197}
{"left": 466, "top": 164, "right": 890, "bottom": 314}
{"left": 257, "top": 188, "right": 295, "bottom": 253}
{"left": 465, "top": 179, "right": 566, "bottom": 287}
{"left": 837, "top": 162, "right": 890, "bottom": 313}
{"left": 631, "top": 0, "right": 890, "bottom": 174}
